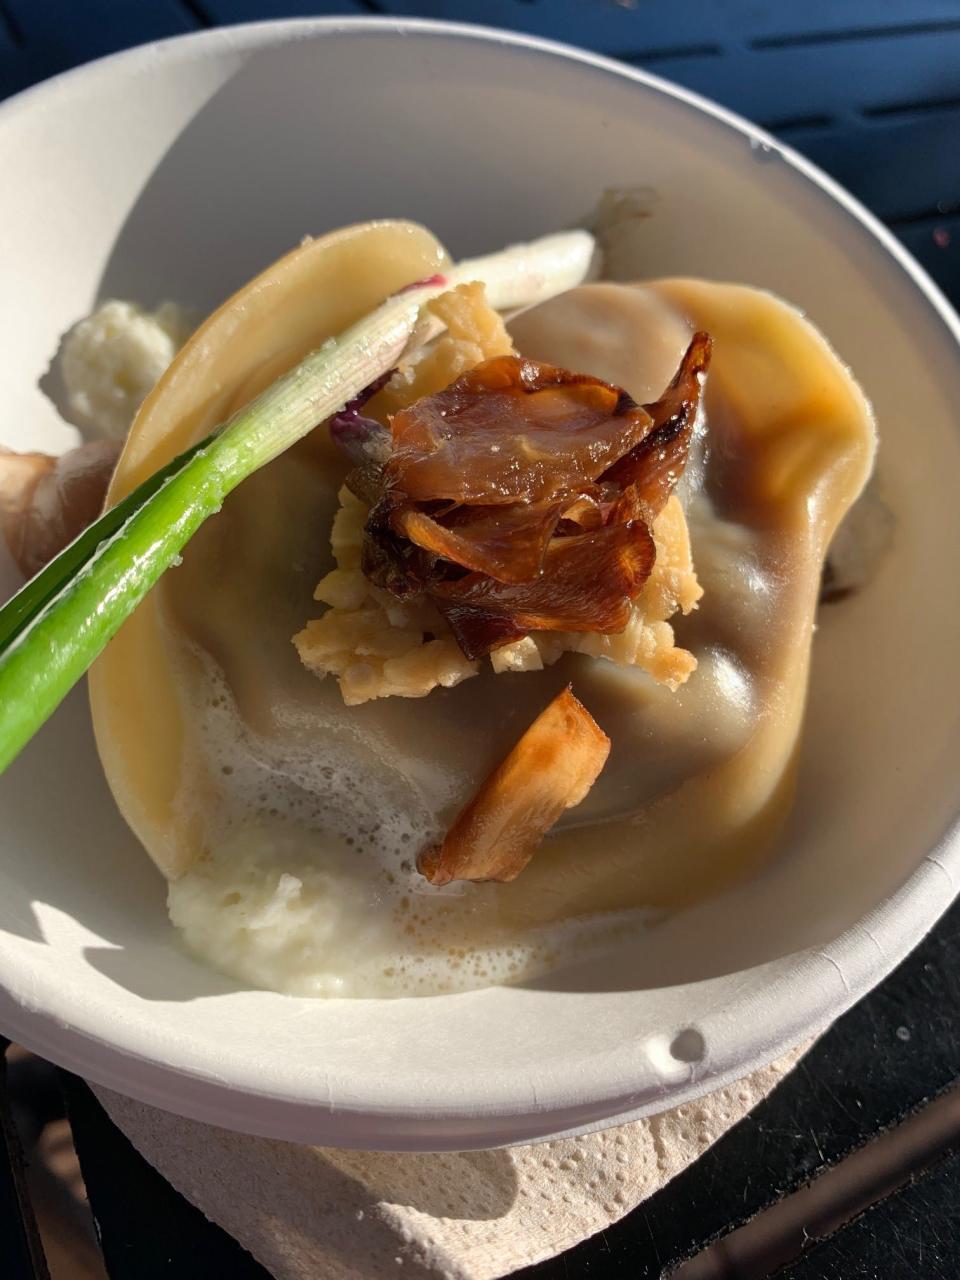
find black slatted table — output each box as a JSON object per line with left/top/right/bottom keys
{"left": 1, "top": 4, "right": 959, "bottom": 1277}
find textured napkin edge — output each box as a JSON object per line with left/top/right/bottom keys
{"left": 91, "top": 1040, "right": 812, "bottom": 1280}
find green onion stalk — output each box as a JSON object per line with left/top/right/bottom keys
{"left": 0, "top": 231, "right": 596, "bottom": 772}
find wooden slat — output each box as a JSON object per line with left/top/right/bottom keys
{"left": 790, "top": 115, "right": 960, "bottom": 222}
{"left": 0, "top": 0, "right": 198, "bottom": 99}
{"left": 3, "top": 0, "right": 197, "bottom": 56}
{"left": 625, "top": 31, "right": 960, "bottom": 126}
{"left": 0, "top": 3, "right": 21, "bottom": 52}
{"left": 0, "top": 1043, "right": 50, "bottom": 1280}
{"left": 374, "top": 0, "right": 960, "bottom": 56}
{"left": 373, "top": 0, "right": 730, "bottom": 56}
{"left": 779, "top": 1145, "right": 960, "bottom": 1278}
{"left": 200, "top": 0, "right": 367, "bottom": 21}
{"left": 724, "top": 0, "right": 960, "bottom": 45}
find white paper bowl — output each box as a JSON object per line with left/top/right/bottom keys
{"left": 1, "top": 18, "right": 959, "bottom": 1151}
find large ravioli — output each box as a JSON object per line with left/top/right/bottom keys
{"left": 90, "top": 224, "right": 876, "bottom": 996}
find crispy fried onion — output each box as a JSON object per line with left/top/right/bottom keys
{"left": 419, "top": 685, "right": 611, "bottom": 885}
{"left": 353, "top": 334, "right": 711, "bottom": 661}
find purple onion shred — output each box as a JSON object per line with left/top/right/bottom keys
{"left": 329, "top": 370, "right": 394, "bottom": 467}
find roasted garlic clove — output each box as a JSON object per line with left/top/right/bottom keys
{"left": 419, "top": 686, "right": 610, "bottom": 885}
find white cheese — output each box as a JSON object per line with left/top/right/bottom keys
{"left": 60, "top": 300, "right": 192, "bottom": 438}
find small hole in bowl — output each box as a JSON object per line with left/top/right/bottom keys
{"left": 670, "top": 1028, "right": 706, "bottom": 1064}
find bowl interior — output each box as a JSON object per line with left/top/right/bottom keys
{"left": 0, "top": 20, "right": 959, "bottom": 1148}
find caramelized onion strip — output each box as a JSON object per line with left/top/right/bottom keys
{"left": 393, "top": 499, "right": 564, "bottom": 583}
{"left": 388, "top": 355, "right": 653, "bottom": 505}
{"left": 433, "top": 519, "right": 656, "bottom": 660}
{"left": 600, "top": 332, "right": 712, "bottom": 520}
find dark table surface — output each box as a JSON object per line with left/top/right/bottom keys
{"left": 2, "top": 3, "right": 960, "bottom": 1278}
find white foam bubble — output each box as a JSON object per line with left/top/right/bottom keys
{"left": 166, "top": 646, "right": 648, "bottom": 998}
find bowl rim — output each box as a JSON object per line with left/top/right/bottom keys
{"left": 1, "top": 14, "right": 959, "bottom": 1150}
